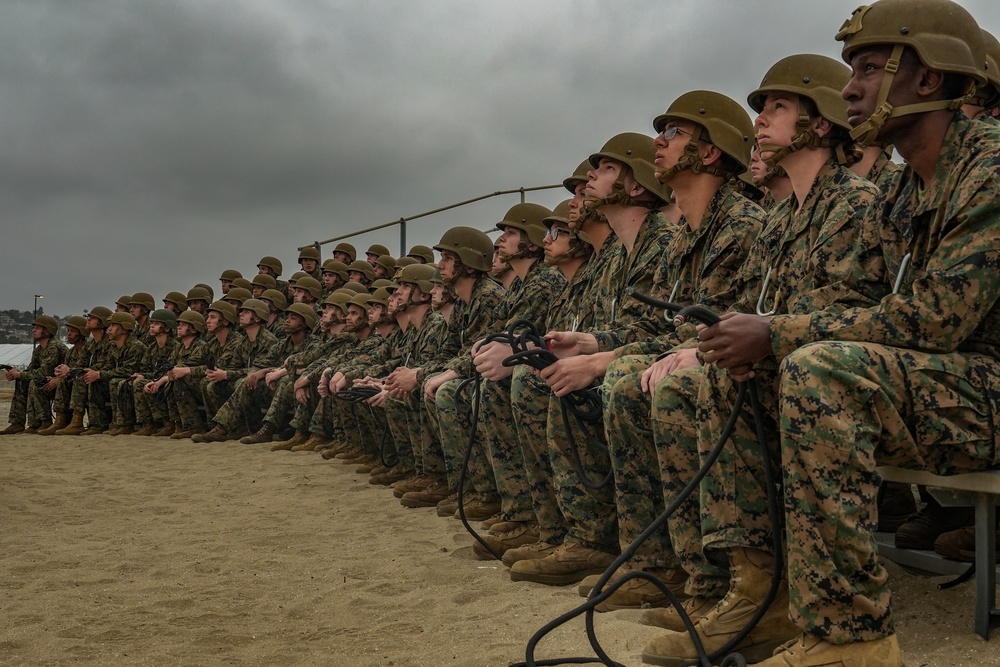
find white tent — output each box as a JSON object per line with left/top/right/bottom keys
{"left": 0, "top": 344, "right": 35, "bottom": 369}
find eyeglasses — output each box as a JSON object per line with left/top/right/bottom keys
{"left": 658, "top": 125, "right": 694, "bottom": 141}
{"left": 545, "top": 227, "right": 571, "bottom": 241}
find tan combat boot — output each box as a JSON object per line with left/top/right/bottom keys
{"left": 455, "top": 497, "right": 501, "bottom": 521}
{"left": 240, "top": 422, "right": 275, "bottom": 445}
{"left": 501, "top": 540, "right": 560, "bottom": 568}
{"left": 1, "top": 423, "right": 25, "bottom": 435}
{"left": 192, "top": 424, "right": 229, "bottom": 443}
{"left": 56, "top": 412, "right": 86, "bottom": 436}
{"left": 578, "top": 567, "right": 689, "bottom": 612}
{"left": 291, "top": 434, "right": 329, "bottom": 452}
{"left": 38, "top": 413, "right": 70, "bottom": 436}
{"left": 508, "top": 541, "right": 616, "bottom": 585}
{"left": 401, "top": 480, "right": 452, "bottom": 508}
{"left": 133, "top": 423, "right": 156, "bottom": 437}
{"left": 641, "top": 548, "right": 798, "bottom": 666}
{"left": 640, "top": 595, "right": 723, "bottom": 632}
{"left": 755, "top": 633, "right": 903, "bottom": 667}
{"left": 152, "top": 421, "right": 175, "bottom": 437}
{"left": 472, "top": 522, "right": 540, "bottom": 560}
{"left": 271, "top": 430, "right": 308, "bottom": 451}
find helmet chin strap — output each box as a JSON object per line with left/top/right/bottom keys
{"left": 584, "top": 169, "right": 659, "bottom": 211}
{"left": 850, "top": 44, "right": 971, "bottom": 146}
{"left": 656, "top": 126, "right": 733, "bottom": 183}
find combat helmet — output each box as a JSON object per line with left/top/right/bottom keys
{"left": 298, "top": 246, "right": 321, "bottom": 264}
{"left": 835, "top": 0, "right": 986, "bottom": 145}
{"left": 163, "top": 291, "right": 189, "bottom": 311}
{"left": 219, "top": 268, "right": 242, "bottom": 282}
{"left": 207, "top": 300, "right": 237, "bottom": 325}
{"left": 433, "top": 226, "right": 494, "bottom": 275}
{"left": 109, "top": 312, "right": 137, "bottom": 332}
{"left": 65, "top": 315, "right": 89, "bottom": 338}
{"left": 967, "top": 29, "right": 1000, "bottom": 112}
{"left": 147, "top": 309, "right": 177, "bottom": 331}
{"left": 239, "top": 298, "right": 271, "bottom": 322}
{"left": 295, "top": 276, "right": 323, "bottom": 300}
{"left": 177, "top": 310, "right": 207, "bottom": 334}
{"left": 406, "top": 245, "right": 435, "bottom": 264}
{"left": 321, "top": 259, "right": 350, "bottom": 281}
{"left": 542, "top": 200, "right": 592, "bottom": 265}
{"left": 496, "top": 202, "right": 551, "bottom": 254}
{"left": 257, "top": 255, "right": 283, "bottom": 277}
{"left": 231, "top": 277, "right": 252, "bottom": 291}
{"left": 224, "top": 287, "right": 252, "bottom": 305}
{"left": 563, "top": 159, "right": 592, "bottom": 194}
{"left": 32, "top": 315, "right": 58, "bottom": 336}
{"left": 250, "top": 274, "right": 277, "bottom": 292}
{"left": 333, "top": 242, "right": 357, "bottom": 263}
{"left": 588, "top": 132, "right": 671, "bottom": 208}
{"left": 260, "top": 289, "right": 288, "bottom": 312}
{"left": 366, "top": 243, "right": 390, "bottom": 260}
{"left": 653, "top": 90, "right": 754, "bottom": 182}
{"left": 285, "top": 302, "right": 319, "bottom": 330}
{"left": 396, "top": 263, "right": 437, "bottom": 295}
{"left": 89, "top": 306, "right": 113, "bottom": 327}
{"left": 347, "top": 260, "right": 375, "bottom": 282}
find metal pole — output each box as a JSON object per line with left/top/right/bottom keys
{"left": 399, "top": 218, "right": 407, "bottom": 257}
{"left": 33, "top": 294, "right": 43, "bottom": 348}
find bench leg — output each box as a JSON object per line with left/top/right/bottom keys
{"left": 974, "top": 493, "right": 997, "bottom": 640}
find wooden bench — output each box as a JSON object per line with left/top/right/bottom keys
{"left": 875, "top": 466, "right": 1000, "bottom": 639}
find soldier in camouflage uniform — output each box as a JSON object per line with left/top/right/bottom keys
{"left": 298, "top": 246, "right": 322, "bottom": 281}
{"left": 272, "top": 292, "right": 359, "bottom": 450}
{"left": 347, "top": 259, "right": 375, "bottom": 289}
{"left": 154, "top": 310, "right": 208, "bottom": 437}
{"left": 639, "top": 54, "right": 892, "bottom": 664}
{"left": 250, "top": 273, "right": 276, "bottom": 300}
{"left": 260, "top": 288, "right": 288, "bottom": 338}
{"left": 130, "top": 309, "right": 181, "bottom": 436}
{"left": 37, "top": 315, "right": 90, "bottom": 435}
{"left": 219, "top": 268, "right": 242, "bottom": 296}
{"left": 365, "top": 243, "right": 390, "bottom": 265}
{"left": 165, "top": 300, "right": 246, "bottom": 437}
{"left": 192, "top": 298, "right": 281, "bottom": 442}
{"left": 232, "top": 303, "right": 317, "bottom": 445}
{"left": 1, "top": 315, "right": 67, "bottom": 434}
{"left": 55, "top": 306, "right": 113, "bottom": 436}
{"left": 373, "top": 254, "right": 396, "bottom": 281}
{"left": 508, "top": 133, "right": 675, "bottom": 586}
{"left": 468, "top": 203, "right": 567, "bottom": 556}
{"left": 407, "top": 244, "right": 435, "bottom": 264}
{"left": 128, "top": 293, "right": 155, "bottom": 344}
{"left": 257, "top": 255, "right": 290, "bottom": 301}
{"left": 417, "top": 226, "right": 505, "bottom": 519}
{"left": 295, "top": 292, "right": 375, "bottom": 453}
{"left": 332, "top": 242, "right": 356, "bottom": 264}
{"left": 320, "top": 259, "right": 349, "bottom": 299}
{"left": 186, "top": 286, "right": 211, "bottom": 316}
{"left": 162, "top": 291, "right": 189, "bottom": 315}
{"left": 597, "top": 90, "right": 763, "bottom": 612}
{"left": 701, "top": 5, "right": 998, "bottom": 665}
{"left": 95, "top": 312, "right": 147, "bottom": 436}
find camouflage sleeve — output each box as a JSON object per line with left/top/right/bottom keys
{"left": 23, "top": 343, "right": 66, "bottom": 383}
{"left": 444, "top": 281, "right": 506, "bottom": 378}
{"left": 103, "top": 340, "right": 145, "bottom": 380}
{"left": 413, "top": 316, "right": 452, "bottom": 384}
{"left": 771, "top": 177, "right": 1000, "bottom": 358}
{"left": 503, "top": 265, "right": 567, "bottom": 332}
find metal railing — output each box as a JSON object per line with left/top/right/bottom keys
{"left": 297, "top": 183, "right": 564, "bottom": 255}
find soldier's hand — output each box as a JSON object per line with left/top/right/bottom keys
{"left": 144, "top": 381, "right": 160, "bottom": 394}
{"left": 83, "top": 369, "right": 101, "bottom": 384}
{"left": 42, "top": 376, "right": 58, "bottom": 392}
{"left": 473, "top": 341, "right": 514, "bottom": 381}
{"left": 294, "top": 375, "right": 311, "bottom": 391}
{"left": 389, "top": 367, "right": 419, "bottom": 393}
{"left": 317, "top": 375, "right": 330, "bottom": 398}
{"left": 540, "top": 355, "right": 601, "bottom": 397}
{"left": 294, "top": 386, "right": 312, "bottom": 405}
{"left": 265, "top": 369, "right": 284, "bottom": 387}
{"left": 55, "top": 364, "right": 70, "bottom": 379}
{"left": 367, "top": 388, "right": 388, "bottom": 408}
{"left": 168, "top": 366, "right": 191, "bottom": 381}
{"left": 698, "top": 313, "right": 772, "bottom": 370}
{"left": 332, "top": 375, "right": 348, "bottom": 393}
{"left": 640, "top": 349, "right": 700, "bottom": 394}
{"left": 245, "top": 370, "right": 260, "bottom": 389}
{"left": 132, "top": 373, "right": 144, "bottom": 381}
{"left": 206, "top": 368, "right": 228, "bottom": 382}
{"left": 5, "top": 368, "right": 20, "bottom": 380}
{"left": 543, "top": 331, "right": 598, "bottom": 359}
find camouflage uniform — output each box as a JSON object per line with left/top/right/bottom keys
{"left": 208, "top": 328, "right": 280, "bottom": 433}
{"left": 105, "top": 336, "right": 148, "bottom": 429}
{"left": 773, "top": 115, "right": 1000, "bottom": 642}
{"left": 255, "top": 332, "right": 316, "bottom": 433}
{"left": 605, "top": 183, "right": 763, "bottom": 571}
{"left": 182, "top": 329, "right": 247, "bottom": 423}
{"left": 164, "top": 336, "right": 209, "bottom": 430}
{"left": 510, "top": 233, "right": 617, "bottom": 543}
{"left": 479, "top": 260, "right": 566, "bottom": 522}
{"left": 425, "top": 275, "right": 505, "bottom": 494}
{"left": 10, "top": 339, "right": 67, "bottom": 428}
{"left": 650, "top": 161, "right": 887, "bottom": 599}
{"left": 132, "top": 336, "right": 181, "bottom": 427}
{"left": 68, "top": 335, "right": 111, "bottom": 427}
{"left": 50, "top": 341, "right": 88, "bottom": 420}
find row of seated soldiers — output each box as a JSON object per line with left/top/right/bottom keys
{"left": 6, "top": 17, "right": 1000, "bottom": 662}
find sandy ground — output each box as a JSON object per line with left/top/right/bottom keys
{"left": 0, "top": 396, "right": 996, "bottom": 666}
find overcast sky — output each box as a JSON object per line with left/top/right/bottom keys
{"left": 1, "top": 0, "right": 996, "bottom": 317}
